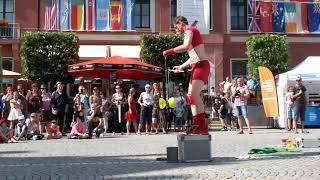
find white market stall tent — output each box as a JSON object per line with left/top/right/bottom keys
{"left": 277, "top": 56, "right": 320, "bottom": 128}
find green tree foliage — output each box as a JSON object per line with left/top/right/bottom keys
{"left": 140, "top": 34, "right": 189, "bottom": 83}
{"left": 246, "top": 34, "right": 289, "bottom": 79}
{"left": 20, "top": 32, "right": 79, "bottom": 84}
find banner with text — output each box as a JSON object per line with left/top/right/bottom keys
{"left": 176, "top": 0, "right": 210, "bottom": 34}
{"left": 258, "top": 66, "right": 279, "bottom": 117}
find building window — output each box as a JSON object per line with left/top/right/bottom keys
{"left": 0, "top": 0, "right": 14, "bottom": 23}
{"left": 2, "top": 57, "right": 13, "bottom": 71}
{"left": 170, "top": 0, "right": 212, "bottom": 29}
{"left": 231, "top": 59, "right": 248, "bottom": 79}
{"left": 135, "top": 0, "right": 150, "bottom": 28}
{"left": 231, "top": 0, "right": 247, "bottom": 30}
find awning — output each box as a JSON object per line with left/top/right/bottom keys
{"left": 68, "top": 56, "right": 163, "bottom": 80}
{"left": 0, "top": 69, "right": 21, "bottom": 78}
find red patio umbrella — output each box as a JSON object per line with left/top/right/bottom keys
{"left": 68, "top": 56, "right": 163, "bottom": 80}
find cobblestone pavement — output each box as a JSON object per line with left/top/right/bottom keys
{"left": 0, "top": 129, "right": 320, "bottom": 180}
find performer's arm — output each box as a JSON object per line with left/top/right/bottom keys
{"left": 163, "top": 30, "right": 193, "bottom": 55}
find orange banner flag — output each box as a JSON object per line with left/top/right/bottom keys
{"left": 258, "top": 66, "right": 279, "bottom": 117}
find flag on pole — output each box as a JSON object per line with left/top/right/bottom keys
{"left": 109, "top": 0, "right": 123, "bottom": 30}
{"left": 59, "top": 0, "right": 70, "bottom": 31}
{"left": 44, "top": 0, "right": 58, "bottom": 30}
{"left": 95, "top": 0, "right": 109, "bottom": 31}
{"left": 248, "top": 0, "right": 261, "bottom": 32}
{"left": 308, "top": 0, "right": 320, "bottom": 32}
{"left": 272, "top": 1, "right": 285, "bottom": 32}
{"left": 85, "top": 0, "right": 95, "bottom": 31}
{"left": 70, "top": 0, "right": 85, "bottom": 31}
{"left": 122, "top": 0, "right": 135, "bottom": 30}
{"left": 284, "top": 0, "right": 308, "bottom": 33}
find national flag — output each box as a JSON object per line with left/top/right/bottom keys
{"left": 248, "top": 0, "right": 261, "bottom": 32}
{"left": 58, "top": 0, "right": 70, "bottom": 31}
{"left": 272, "top": 1, "right": 285, "bottom": 32}
{"left": 260, "top": 1, "right": 273, "bottom": 32}
{"left": 85, "top": 0, "right": 95, "bottom": 31}
{"left": 122, "top": 0, "right": 135, "bottom": 30}
{"left": 307, "top": 0, "right": 320, "bottom": 32}
{"left": 70, "top": 0, "right": 85, "bottom": 31}
{"left": 109, "top": 0, "right": 123, "bottom": 30}
{"left": 284, "top": 0, "right": 308, "bottom": 33}
{"left": 44, "top": 0, "right": 58, "bottom": 30}
{"left": 95, "top": 0, "right": 109, "bottom": 31}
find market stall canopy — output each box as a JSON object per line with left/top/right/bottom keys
{"left": 0, "top": 69, "right": 21, "bottom": 78}
{"left": 284, "top": 56, "right": 320, "bottom": 80}
{"left": 68, "top": 56, "right": 163, "bottom": 80}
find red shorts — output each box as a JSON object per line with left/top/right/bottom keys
{"left": 189, "top": 60, "right": 210, "bottom": 84}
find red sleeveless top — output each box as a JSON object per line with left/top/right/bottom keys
{"left": 186, "top": 26, "right": 203, "bottom": 52}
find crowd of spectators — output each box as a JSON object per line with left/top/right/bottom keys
{"left": 0, "top": 81, "right": 195, "bottom": 143}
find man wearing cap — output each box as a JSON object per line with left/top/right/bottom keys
{"left": 51, "top": 81, "right": 69, "bottom": 135}
{"left": 292, "top": 76, "right": 308, "bottom": 134}
{"left": 137, "top": 84, "right": 154, "bottom": 134}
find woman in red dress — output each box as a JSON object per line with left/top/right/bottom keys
{"left": 125, "top": 88, "right": 138, "bottom": 135}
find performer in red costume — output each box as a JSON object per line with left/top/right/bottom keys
{"left": 163, "top": 16, "right": 210, "bottom": 135}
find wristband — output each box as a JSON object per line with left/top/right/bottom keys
{"left": 164, "top": 48, "right": 174, "bottom": 55}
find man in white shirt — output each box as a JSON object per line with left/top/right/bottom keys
{"left": 219, "top": 77, "right": 232, "bottom": 94}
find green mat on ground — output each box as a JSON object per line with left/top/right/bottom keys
{"left": 248, "top": 147, "right": 302, "bottom": 154}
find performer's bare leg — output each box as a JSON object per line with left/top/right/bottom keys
{"left": 188, "top": 80, "right": 208, "bottom": 135}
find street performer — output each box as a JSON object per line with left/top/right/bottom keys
{"left": 163, "top": 16, "right": 210, "bottom": 135}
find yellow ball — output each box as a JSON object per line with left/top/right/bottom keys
{"left": 168, "top": 97, "right": 176, "bottom": 108}
{"left": 159, "top": 98, "right": 167, "bottom": 110}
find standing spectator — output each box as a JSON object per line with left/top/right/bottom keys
{"left": 247, "top": 75, "right": 258, "bottom": 98}
{"left": 89, "top": 87, "right": 102, "bottom": 108}
{"left": 51, "top": 81, "right": 69, "bottom": 135}
{"left": 218, "top": 93, "right": 229, "bottom": 131}
{"left": 100, "top": 91, "right": 111, "bottom": 134}
{"left": 174, "top": 89, "right": 187, "bottom": 130}
{"left": 40, "top": 84, "right": 52, "bottom": 133}
{"left": 45, "top": 120, "right": 62, "bottom": 139}
{"left": 209, "top": 86, "right": 216, "bottom": 105}
{"left": 8, "top": 91, "right": 23, "bottom": 129}
{"left": 111, "top": 85, "right": 126, "bottom": 135}
{"left": 87, "top": 103, "right": 104, "bottom": 138}
{"left": 225, "top": 93, "right": 236, "bottom": 130}
{"left": 73, "top": 94, "right": 85, "bottom": 123}
{"left": 219, "top": 77, "right": 232, "bottom": 95}
{"left": 26, "top": 83, "right": 42, "bottom": 115}
{"left": 151, "top": 83, "right": 161, "bottom": 134}
{"left": 0, "top": 118, "right": 16, "bottom": 143}
{"left": 286, "top": 86, "right": 294, "bottom": 131}
{"left": 2, "top": 86, "right": 13, "bottom": 119}
{"left": 17, "top": 84, "right": 27, "bottom": 117}
{"left": 125, "top": 88, "right": 138, "bottom": 135}
{"left": 78, "top": 85, "right": 89, "bottom": 122}
{"left": 292, "top": 76, "right": 308, "bottom": 134}
{"left": 137, "top": 84, "right": 154, "bottom": 134}
{"left": 173, "top": 101, "right": 185, "bottom": 132}
{"left": 233, "top": 78, "right": 252, "bottom": 134}
{"left": 0, "top": 94, "right": 3, "bottom": 119}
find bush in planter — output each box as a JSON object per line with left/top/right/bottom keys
{"left": 140, "top": 34, "right": 189, "bottom": 84}
{"left": 20, "top": 32, "right": 79, "bottom": 84}
{"left": 246, "top": 34, "right": 289, "bottom": 79}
